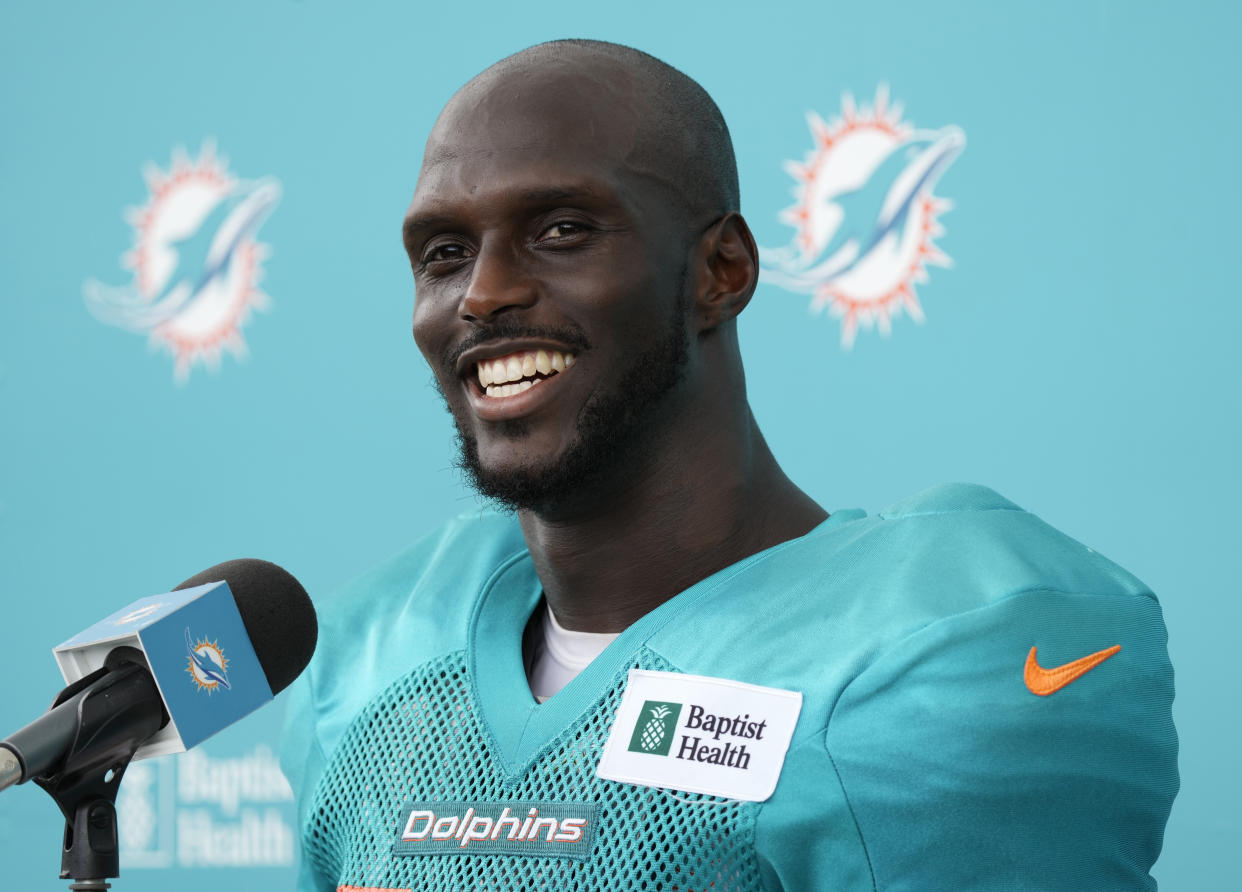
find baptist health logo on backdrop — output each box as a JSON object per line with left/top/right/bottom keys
{"left": 83, "top": 142, "right": 281, "bottom": 382}
{"left": 761, "top": 87, "right": 964, "bottom": 348}
{"left": 115, "top": 745, "right": 295, "bottom": 869}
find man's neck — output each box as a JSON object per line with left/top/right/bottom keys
{"left": 517, "top": 412, "right": 827, "bottom": 634}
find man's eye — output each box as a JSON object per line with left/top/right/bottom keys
{"left": 420, "top": 242, "right": 469, "bottom": 266}
{"left": 538, "top": 221, "right": 588, "bottom": 241}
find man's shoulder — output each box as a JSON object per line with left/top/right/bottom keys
{"left": 869, "top": 481, "right": 1152, "bottom": 602}
{"left": 648, "top": 482, "right": 1156, "bottom": 694}
{"left": 305, "top": 510, "right": 525, "bottom": 713}
{"left": 742, "top": 481, "right": 1151, "bottom": 611}
{"left": 317, "top": 508, "right": 526, "bottom": 630}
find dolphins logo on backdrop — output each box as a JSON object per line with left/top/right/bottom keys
{"left": 761, "top": 87, "right": 964, "bottom": 348}
{"left": 185, "top": 627, "right": 231, "bottom": 693}
{"left": 83, "top": 142, "right": 281, "bottom": 382}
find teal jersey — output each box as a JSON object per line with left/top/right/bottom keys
{"left": 281, "top": 483, "right": 1178, "bottom": 890}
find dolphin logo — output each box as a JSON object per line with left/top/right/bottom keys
{"left": 185, "top": 627, "right": 231, "bottom": 691}
{"left": 85, "top": 177, "right": 282, "bottom": 331}
{"left": 762, "top": 126, "right": 964, "bottom": 293}
{"left": 759, "top": 89, "right": 964, "bottom": 348}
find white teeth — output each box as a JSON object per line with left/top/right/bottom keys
{"left": 476, "top": 348, "right": 577, "bottom": 394}
{"left": 485, "top": 379, "right": 540, "bottom": 398}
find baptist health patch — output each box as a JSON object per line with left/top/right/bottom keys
{"left": 596, "top": 669, "right": 802, "bottom": 802}
{"left": 393, "top": 801, "right": 599, "bottom": 860}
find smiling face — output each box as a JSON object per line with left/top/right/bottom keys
{"left": 405, "top": 56, "right": 707, "bottom": 513}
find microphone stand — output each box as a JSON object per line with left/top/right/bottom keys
{"left": 18, "top": 648, "right": 168, "bottom": 889}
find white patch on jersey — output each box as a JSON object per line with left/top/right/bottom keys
{"left": 596, "top": 669, "right": 802, "bottom": 802}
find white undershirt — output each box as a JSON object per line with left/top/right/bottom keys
{"left": 527, "top": 604, "right": 621, "bottom": 703}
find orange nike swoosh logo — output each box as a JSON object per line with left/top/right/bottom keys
{"left": 1024, "top": 644, "right": 1121, "bottom": 696}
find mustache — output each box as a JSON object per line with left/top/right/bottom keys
{"left": 441, "top": 320, "right": 593, "bottom": 371}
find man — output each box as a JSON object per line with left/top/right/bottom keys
{"left": 282, "top": 40, "right": 1177, "bottom": 890}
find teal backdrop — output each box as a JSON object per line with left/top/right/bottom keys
{"left": 2, "top": 1, "right": 1237, "bottom": 887}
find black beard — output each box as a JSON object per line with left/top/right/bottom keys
{"left": 440, "top": 284, "right": 690, "bottom": 515}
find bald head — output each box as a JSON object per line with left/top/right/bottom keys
{"left": 425, "top": 39, "right": 740, "bottom": 227}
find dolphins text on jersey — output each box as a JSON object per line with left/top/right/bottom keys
{"left": 392, "top": 802, "right": 599, "bottom": 860}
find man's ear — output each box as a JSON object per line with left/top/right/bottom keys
{"left": 693, "top": 213, "right": 760, "bottom": 333}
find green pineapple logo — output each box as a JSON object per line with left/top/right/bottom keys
{"left": 627, "top": 700, "right": 683, "bottom": 756}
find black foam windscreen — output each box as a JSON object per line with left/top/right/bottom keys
{"left": 174, "top": 559, "right": 317, "bottom": 695}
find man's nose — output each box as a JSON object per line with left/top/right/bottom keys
{"left": 459, "top": 242, "right": 537, "bottom": 324}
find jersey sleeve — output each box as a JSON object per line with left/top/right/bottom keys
{"left": 758, "top": 587, "right": 1178, "bottom": 891}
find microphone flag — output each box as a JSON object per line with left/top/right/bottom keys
{"left": 52, "top": 581, "right": 273, "bottom": 759}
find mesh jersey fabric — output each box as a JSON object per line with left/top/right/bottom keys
{"left": 305, "top": 649, "right": 762, "bottom": 889}
{"left": 281, "top": 483, "right": 1179, "bottom": 891}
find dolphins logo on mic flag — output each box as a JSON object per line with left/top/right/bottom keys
{"left": 83, "top": 141, "right": 281, "bottom": 382}
{"left": 761, "top": 86, "right": 964, "bottom": 348}
{"left": 185, "top": 627, "right": 231, "bottom": 693}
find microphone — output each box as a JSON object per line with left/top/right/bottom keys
{"left": 0, "top": 559, "right": 316, "bottom": 885}
{"left": 0, "top": 558, "right": 316, "bottom": 791}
